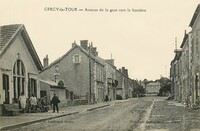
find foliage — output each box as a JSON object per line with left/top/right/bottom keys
{"left": 158, "top": 84, "right": 171, "bottom": 96}
{"left": 142, "top": 77, "right": 171, "bottom": 96}
{"left": 133, "top": 85, "right": 146, "bottom": 97}
{"left": 156, "top": 77, "right": 171, "bottom": 96}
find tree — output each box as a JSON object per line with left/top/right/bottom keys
{"left": 156, "top": 77, "right": 171, "bottom": 96}
{"left": 143, "top": 79, "right": 148, "bottom": 88}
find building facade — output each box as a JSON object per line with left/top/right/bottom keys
{"left": 116, "top": 67, "right": 134, "bottom": 99}
{"left": 189, "top": 4, "right": 200, "bottom": 107}
{"left": 39, "top": 40, "right": 105, "bottom": 104}
{"left": 104, "top": 59, "right": 117, "bottom": 100}
{"left": 146, "top": 82, "right": 161, "bottom": 94}
{"left": 40, "top": 79, "right": 67, "bottom": 107}
{"left": 170, "top": 4, "right": 200, "bottom": 107}
{"left": 0, "top": 24, "right": 43, "bottom": 115}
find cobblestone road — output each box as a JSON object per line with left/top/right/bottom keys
{"left": 12, "top": 97, "right": 153, "bottom": 131}
{"left": 9, "top": 97, "right": 200, "bottom": 131}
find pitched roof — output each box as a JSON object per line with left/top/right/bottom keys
{"left": 40, "top": 80, "right": 65, "bottom": 89}
{"left": 147, "top": 82, "right": 160, "bottom": 86}
{"left": 41, "top": 44, "right": 105, "bottom": 72}
{"left": 116, "top": 68, "right": 133, "bottom": 81}
{"left": 0, "top": 24, "right": 43, "bottom": 70}
{"left": 189, "top": 4, "right": 200, "bottom": 27}
{"left": 0, "top": 24, "right": 22, "bottom": 51}
{"left": 40, "top": 79, "right": 58, "bottom": 86}
{"left": 180, "top": 33, "right": 188, "bottom": 48}
{"left": 96, "top": 56, "right": 106, "bottom": 66}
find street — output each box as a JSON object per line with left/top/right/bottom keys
{"left": 9, "top": 97, "right": 200, "bottom": 131}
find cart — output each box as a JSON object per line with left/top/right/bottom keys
{"left": 29, "top": 96, "right": 49, "bottom": 113}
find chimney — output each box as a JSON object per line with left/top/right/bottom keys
{"left": 72, "top": 41, "right": 76, "bottom": 48}
{"left": 96, "top": 52, "right": 98, "bottom": 56}
{"left": 91, "top": 47, "right": 97, "bottom": 56}
{"left": 80, "top": 40, "right": 88, "bottom": 51}
{"left": 43, "top": 55, "right": 49, "bottom": 68}
{"left": 124, "top": 69, "right": 128, "bottom": 76}
{"left": 122, "top": 67, "right": 125, "bottom": 74}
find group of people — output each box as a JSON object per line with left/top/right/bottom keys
{"left": 18, "top": 92, "right": 60, "bottom": 113}
{"left": 18, "top": 92, "right": 37, "bottom": 113}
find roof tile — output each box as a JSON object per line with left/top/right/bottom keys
{"left": 0, "top": 24, "right": 22, "bottom": 51}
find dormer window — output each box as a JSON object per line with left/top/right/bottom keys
{"left": 73, "top": 54, "right": 81, "bottom": 64}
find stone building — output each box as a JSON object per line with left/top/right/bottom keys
{"left": 189, "top": 4, "right": 200, "bottom": 107}
{"left": 170, "top": 4, "right": 200, "bottom": 107}
{"left": 104, "top": 59, "right": 117, "bottom": 100}
{"left": 146, "top": 82, "right": 161, "bottom": 94}
{"left": 39, "top": 40, "right": 105, "bottom": 104}
{"left": 116, "top": 67, "right": 134, "bottom": 99}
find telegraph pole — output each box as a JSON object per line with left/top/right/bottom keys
{"left": 89, "top": 43, "right": 92, "bottom": 103}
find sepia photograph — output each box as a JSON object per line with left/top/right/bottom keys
{"left": 0, "top": 0, "right": 200, "bottom": 130}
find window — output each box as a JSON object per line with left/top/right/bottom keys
{"left": 97, "top": 67, "right": 99, "bottom": 81}
{"left": 196, "top": 30, "right": 200, "bottom": 57}
{"left": 73, "top": 54, "right": 81, "bottom": 64}
{"left": 101, "top": 69, "right": 103, "bottom": 81}
{"left": 66, "top": 90, "right": 70, "bottom": 99}
{"left": 29, "top": 78, "right": 37, "bottom": 98}
{"left": 13, "top": 59, "right": 25, "bottom": 102}
{"left": 191, "top": 38, "right": 194, "bottom": 61}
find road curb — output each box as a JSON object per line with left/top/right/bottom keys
{"left": 86, "top": 104, "right": 110, "bottom": 111}
{"left": 0, "top": 111, "right": 79, "bottom": 131}
{"left": 0, "top": 104, "right": 112, "bottom": 130}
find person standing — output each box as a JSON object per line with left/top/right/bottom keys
{"left": 29, "top": 93, "right": 37, "bottom": 112}
{"left": 51, "top": 94, "right": 60, "bottom": 113}
{"left": 105, "top": 95, "right": 109, "bottom": 102}
{"left": 19, "top": 92, "right": 27, "bottom": 113}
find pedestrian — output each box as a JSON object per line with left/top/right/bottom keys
{"left": 105, "top": 95, "right": 109, "bottom": 102}
{"left": 29, "top": 93, "right": 37, "bottom": 112}
{"left": 19, "top": 92, "right": 27, "bottom": 113}
{"left": 51, "top": 94, "right": 60, "bottom": 113}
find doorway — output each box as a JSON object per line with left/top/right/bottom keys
{"left": 3, "top": 74, "right": 9, "bottom": 104}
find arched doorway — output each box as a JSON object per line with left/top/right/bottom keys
{"left": 13, "top": 59, "right": 25, "bottom": 103}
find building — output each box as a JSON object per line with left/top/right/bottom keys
{"left": 116, "top": 67, "right": 133, "bottom": 99}
{"left": 40, "top": 79, "right": 67, "bottom": 107}
{"left": 146, "top": 82, "right": 161, "bottom": 94}
{"left": 179, "top": 31, "right": 190, "bottom": 103}
{"left": 0, "top": 24, "right": 43, "bottom": 115}
{"left": 170, "top": 4, "right": 200, "bottom": 107}
{"left": 104, "top": 59, "right": 118, "bottom": 100}
{"left": 189, "top": 4, "right": 200, "bottom": 107}
{"left": 127, "top": 78, "right": 134, "bottom": 98}
{"left": 39, "top": 40, "right": 105, "bottom": 104}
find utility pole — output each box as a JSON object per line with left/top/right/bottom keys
{"left": 188, "top": 33, "right": 192, "bottom": 107}
{"left": 89, "top": 43, "right": 92, "bottom": 104}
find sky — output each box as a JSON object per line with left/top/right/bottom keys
{"left": 0, "top": 0, "right": 200, "bottom": 81}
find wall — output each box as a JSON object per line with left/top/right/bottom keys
{"left": 191, "top": 12, "right": 200, "bottom": 106}
{"left": 105, "top": 62, "right": 116, "bottom": 100}
{"left": 146, "top": 82, "right": 161, "bottom": 94}
{"left": 0, "top": 33, "right": 40, "bottom": 105}
{"left": 39, "top": 47, "right": 90, "bottom": 100}
{"left": 40, "top": 81, "right": 51, "bottom": 104}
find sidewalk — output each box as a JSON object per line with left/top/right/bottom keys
{"left": 0, "top": 100, "right": 121, "bottom": 130}
{"left": 145, "top": 98, "right": 200, "bottom": 131}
